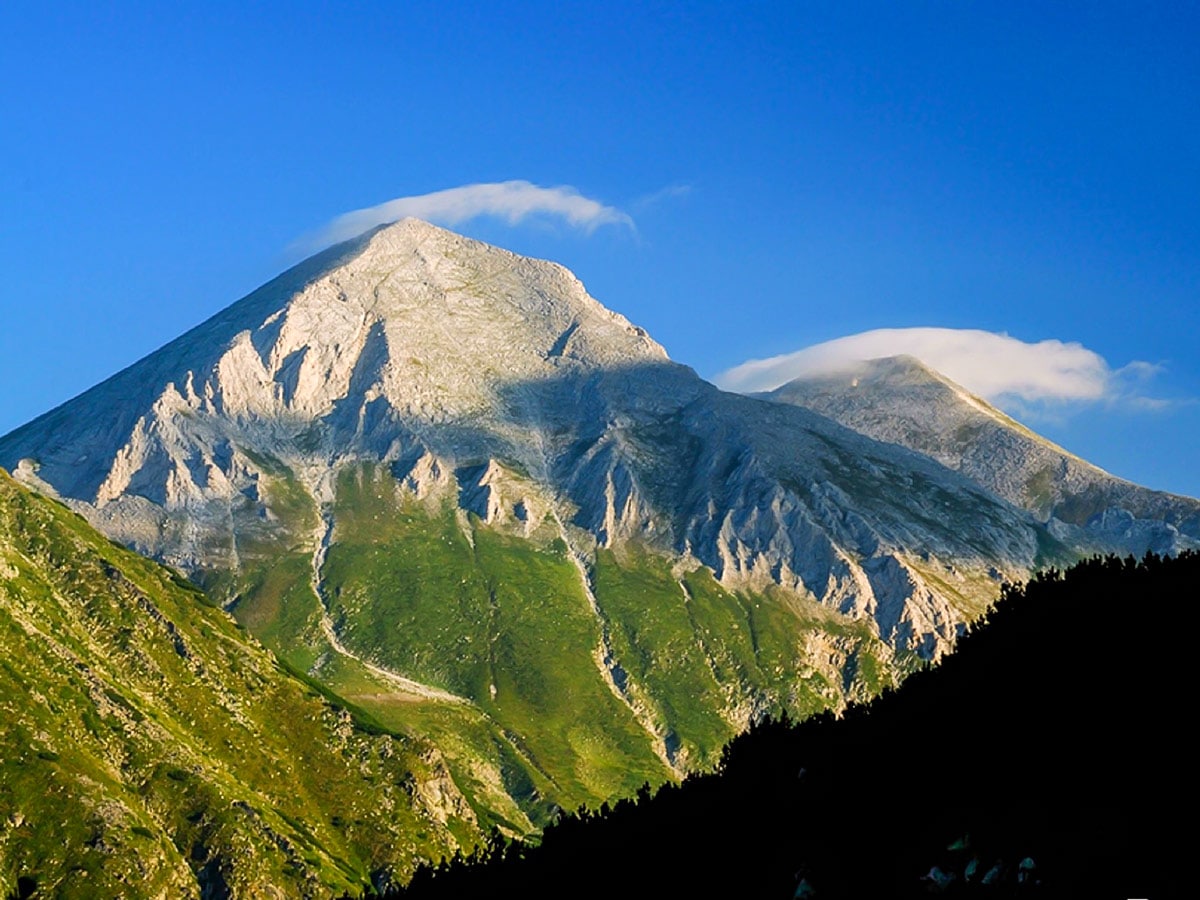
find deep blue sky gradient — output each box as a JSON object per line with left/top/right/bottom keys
{"left": 2, "top": 2, "right": 1197, "bottom": 494}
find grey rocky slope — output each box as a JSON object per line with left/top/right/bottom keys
{"left": 764, "top": 355, "right": 1200, "bottom": 556}
{"left": 0, "top": 219, "right": 1055, "bottom": 666}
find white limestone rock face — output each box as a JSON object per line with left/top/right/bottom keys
{"left": 0, "top": 219, "right": 1090, "bottom": 660}
{"left": 765, "top": 355, "right": 1200, "bottom": 557}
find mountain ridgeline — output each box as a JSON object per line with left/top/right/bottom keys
{"left": 1, "top": 219, "right": 1197, "bottom": 873}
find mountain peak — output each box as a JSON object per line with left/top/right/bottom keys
{"left": 858, "top": 353, "right": 944, "bottom": 381}
{"left": 773, "top": 354, "right": 955, "bottom": 390}
{"left": 766, "top": 355, "right": 1200, "bottom": 553}
{"left": 353, "top": 215, "right": 509, "bottom": 261}
{"left": 322, "top": 215, "right": 669, "bottom": 371}
{"left": 0, "top": 223, "right": 668, "bottom": 503}
{"left": 770, "top": 354, "right": 1016, "bottom": 425}
{"left": 4, "top": 221, "right": 1196, "bottom": 695}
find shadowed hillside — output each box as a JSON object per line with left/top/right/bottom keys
{"left": 394, "top": 552, "right": 1197, "bottom": 899}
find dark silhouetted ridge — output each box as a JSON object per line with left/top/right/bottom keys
{"left": 393, "top": 552, "right": 1199, "bottom": 899}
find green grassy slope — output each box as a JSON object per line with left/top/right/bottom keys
{"left": 228, "top": 462, "right": 899, "bottom": 826}
{"left": 215, "top": 462, "right": 570, "bottom": 838}
{"left": 322, "top": 466, "right": 671, "bottom": 810}
{"left": 0, "top": 470, "right": 478, "bottom": 899}
{"left": 0, "top": 453, "right": 945, "bottom": 896}
{"left": 594, "top": 546, "right": 895, "bottom": 767}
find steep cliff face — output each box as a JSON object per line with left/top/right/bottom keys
{"left": 764, "top": 355, "right": 1200, "bottom": 556}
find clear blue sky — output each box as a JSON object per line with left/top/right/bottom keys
{"left": 2, "top": 2, "right": 1198, "bottom": 497}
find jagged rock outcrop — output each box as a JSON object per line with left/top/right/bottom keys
{"left": 764, "top": 354, "right": 1200, "bottom": 556}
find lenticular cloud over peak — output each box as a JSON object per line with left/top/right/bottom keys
{"left": 303, "top": 180, "right": 633, "bottom": 251}
{"left": 715, "top": 327, "right": 1155, "bottom": 405}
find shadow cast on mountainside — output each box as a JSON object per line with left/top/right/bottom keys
{"left": 469, "top": 359, "right": 1065, "bottom": 574}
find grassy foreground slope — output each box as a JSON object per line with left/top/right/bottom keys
{"left": 0, "top": 470, "right": 480, "bottom": 899}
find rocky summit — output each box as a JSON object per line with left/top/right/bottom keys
{"left": 2, "top": 219, "right": 1197, "bottom": 850}
{"left": 764, "top": 354, "right": 1200, "bottom": 556}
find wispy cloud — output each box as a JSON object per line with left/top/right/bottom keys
{"left": 714, "top": 327, "right": 1167, "bottom": 411}
{"left": 302, "top": 180, "right": 633, "bottom": 250}
{"left": 631, "top": 184, "right": 692, "bottom": 213}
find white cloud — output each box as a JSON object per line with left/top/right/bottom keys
{"left": 304, "top": 180, "right": 633, "bottom": 250}
{"left": 631, "top": 184, "right": 693, "bottom": 212}
{"left": 714, "top": 327, "right": 1162, "bottom": 408}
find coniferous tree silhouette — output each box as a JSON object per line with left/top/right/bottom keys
{"left": 391, "top": 552, "right": 1197, "bottom": 900}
